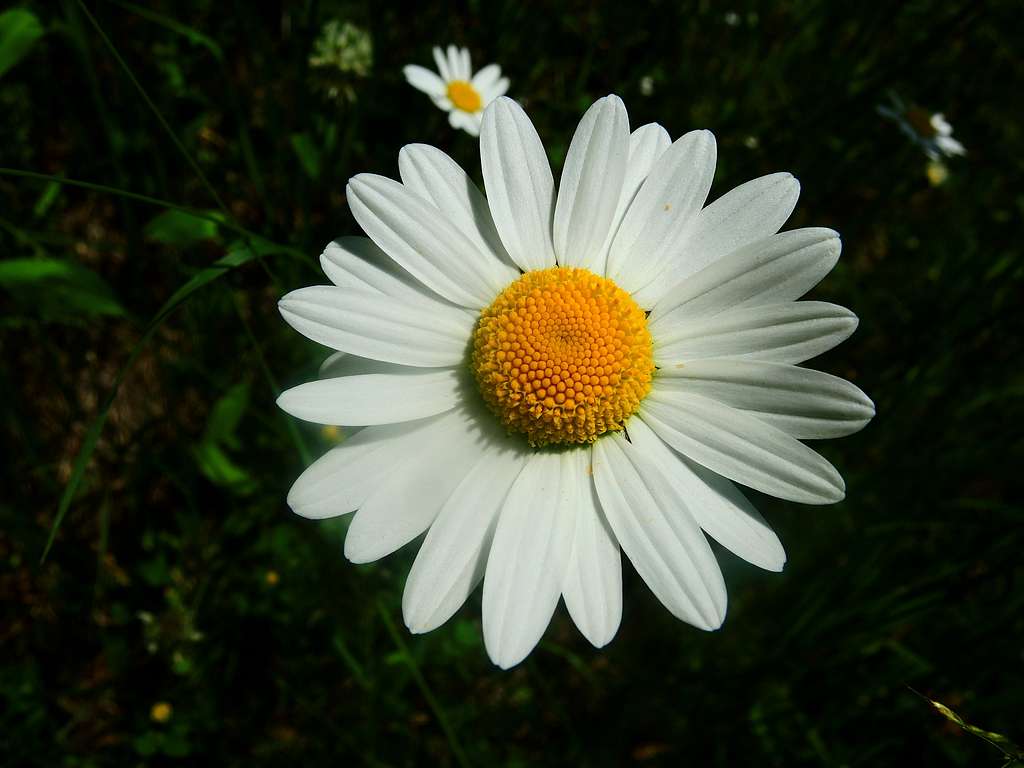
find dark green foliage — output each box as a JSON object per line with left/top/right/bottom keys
{"left": 1, "top": 1, "right": 1021, "bottom": 766}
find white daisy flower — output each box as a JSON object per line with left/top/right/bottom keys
{"left": 278, "top": 95, "right": 874, "bottom": 669}
{"left": 929, "top": 113, "right": 966, "bottom": 158}
{"left": 402, "top": 45, "right": 510, "bottom": 136}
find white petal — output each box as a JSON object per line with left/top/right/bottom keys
{"left": 459, "top": 47, "right": 472, "bottom": 81}
{"left": 432, "top": 47, "right": 451, "bottom": 81}
{"left": 628, "top": 418, "right": 786, "bottom": 571}
{"left": 592, "top": 432, "right": 727, "bottom": 629}
{"left": 479, "top": 97, "right": 557, "bottom": 272}
{"left": 286, "top": 415, "right": 446, "bottom": 519}
{"left": 463, "top": 114, "right": 482, "bottom": 136}
{"left": 653, "top": 301, "right": 859, "bottom": 365}
{"left": 398, "top": 144, "right": 515, "bottom": 270}
{"left": 649, "top": 228, "right": 842, "bottom": 327}
{"left": 403, "top": 64, "right": 447, "bottom": 97}
{"left": 471, "top": 63, "right": 501, "bottom": 92}
{"left": 640, "top": 391, "right": 845, "bottom": 504}
{"left": 320, "top": 237, "right": 447, "bottom": 304}
{"left": 277, "top": 368, "right": 462, "bottom": 426}
{"left": 936, "top": 135, "right": 966, "bottom": 156}
{"left": 317, "top": 351, "right": 415, "bottom": 380}
{"left": 636, "top": 172, "right": 800, "bottom": 306}
{"left": 553, "top": 95, "right": 630, "bottom": 270}
{"left": 562, "top": 449, "right": 622, "bottom": 647}
{"left": 487, "top": 77, "right": 510, "bottom": 101}
{"left": 347, "top": 173, "right": 511, "bottom": 308}
{"left": 344, "top": 408, "right": 485, "bottom": 563}
{"left": 446, "top": 45, "right": 462, "bottom": 81}
{"left": 606, "top": 130, "right": 717, "bottom": 293}
{"left": 594, "top": 122, "right": 672, "bottom": 276}
{"left": 482, "top": 451, "right": 578, "bottom": 669}
{"left": 656, "top": 360, "right": 874, "bottom": 439}
{"left": 278, "top": 285, "right": 473, "bottom": 367}
{"left": 402, "top": 444, "right": 527, "bottom": 633}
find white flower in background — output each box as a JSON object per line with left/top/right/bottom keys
{"left": 278, "top": 95, "right": 874, "bottom": 669}
{"left": 639, "top": 76, "right": 654, "bottom": 96}
{"left": 878, "top": 94, "right": 966, "bottom": 162}
{"left": 929, "top": 113, "right": 966, "bottom": 158}
{"left": 403, "top": 45, "right": 510, "bottom": 136}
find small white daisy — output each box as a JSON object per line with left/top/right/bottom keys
{"left": 278, "top": 95, "right": 874, "bottom": 669}
{"left": 403, "top": 45, "right": 509, "bottom": 136}
{"left": 929, "top": 113, "right": 966, "bottom": 158}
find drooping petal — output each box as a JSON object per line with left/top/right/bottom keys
{"left": 655, "top": 360, "right": 875, "bottom": 439}
{"left": 398, "top": 144, "right": 515, "bottom": 269}
{"left": 482, "top": 451, "right": 577, "bottom": 669}
{"left": 653, "top": 301, "right": 859, "bottom": 365}
{"left": 606, "top": 130, "right": 716, "bottom": 294}
{"left": 562, "top": 449, "right": 622, "bottom": 647}
{"left": 347, "top": 173, "right": 512, "bottom": 308}
{"left": 640, "top": 390, "right": 846, "bottom": 504}
{"left": 344, "top": 408, "right": 486, "bottom": 563}
{"left": 553, "top": 95, "right": 630, "bottom": 270}
{"left": 286, "top": 415, "right": 447, "bottom": 519}
{"left": 628, "top": 418, "right": 786, "bottom": 571}
{"left": 403, "top": 444, "right": 527, "bottom": 634}
{"left": 480, "top": 97, "right": 557, "bottom": 272}
{"left": 649, "top": 228, "right": 842, "bottom": 327}
{"left": 278, "top": 285, "right": 474, "bottom": 367}
{"left": 592, "top": 431, "right": 727, "bottom": 629}
{"left": 277, "top": 368, "right": 463, "bottom": 426}
{"left": 403, "top": 64, "right": 447, "bottom": 97}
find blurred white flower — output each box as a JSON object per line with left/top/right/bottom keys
{"left": 403, "top": 45, "right": 510, "bottom": 136}
{"left": 930, "top": 113, "right": 966, "bottom": 158}
{"left": 639, "top": 75, "right": 654, "bottom": 96}
{"left": 878, "top": 94, "right": 966, "bottom": 161}
{"left": 724, "top": 11, "right": 741, "bottom": 26}
{"left": 278, "top": 94, "right": 872, "bottom": 669}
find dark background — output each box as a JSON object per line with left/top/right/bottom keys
{"left": 2, "top": 1, "right": 1022, "bottom": 765}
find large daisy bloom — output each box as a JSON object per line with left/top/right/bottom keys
{"left": 278, "top": 95, "right": 874, "bottom": 669}
{"left": 402, "top": 45, "right": 509, "bottom": 136}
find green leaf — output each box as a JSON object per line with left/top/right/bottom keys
{"left": 289, "top": 132, "right": 321, "bottom": 180}
{"left": 0, "top": 9, "right": 44, "bottom": 78}
{"left": 192, "top": 442, "right": 254, "bottom": 494}
{"left": 32, "top": 179, "right": 61, "bottom": 218}
{"left": 0, "top": 257, "right": 124, "bottom": 319}
{"left": 192, "top": 381, "right": 254, "bottom": 493}
{"left": 144, "top": 209, "right": 221, "bottom": 246}
{"left": 204, "top": 382, "right": 249, "bottom": 446}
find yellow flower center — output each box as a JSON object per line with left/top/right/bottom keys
{"left": 472, "top": 267, "right": 654, "bottom": 447}
{"left": 446, "top": 80, "right": 482, "bottom": 113}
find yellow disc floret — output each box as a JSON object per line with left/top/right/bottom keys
{"left": 472, "top": 267, "right": 654, "bottom": 447}
{"left": 446, "top": 80, "right": 482, "bottom": 113}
